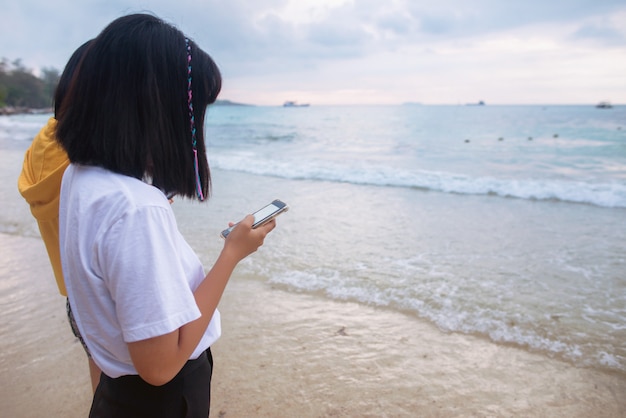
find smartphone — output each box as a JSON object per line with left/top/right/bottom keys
{"left": 220, "top": 199, "right": 288, "bottom": 239}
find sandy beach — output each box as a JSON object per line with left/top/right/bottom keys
{"left": 1, "top": 232, "right": 625, "bottom": 417}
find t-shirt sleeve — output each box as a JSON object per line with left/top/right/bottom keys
{"left": 98, "top": 204, "right": 201, "bottom": 343}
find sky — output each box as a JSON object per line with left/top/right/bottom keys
{"left": 1, "top": 0, "right": 625, "bottom": 105}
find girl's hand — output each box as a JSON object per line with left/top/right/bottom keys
{"left": 222, "top": 214, "right": 275, "bottom": 262}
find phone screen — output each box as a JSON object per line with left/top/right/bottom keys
{"left": 253, "top": 202, "right": 283, "bottom": 227}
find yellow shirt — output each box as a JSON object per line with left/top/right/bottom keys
{"left": 17, "top": 117, "right": 70, "bottom": 295}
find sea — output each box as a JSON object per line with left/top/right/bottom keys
{"left": 1, "top": 104, "right": 625, "bottom": 377}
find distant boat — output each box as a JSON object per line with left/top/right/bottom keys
{"left": 596, "top": 101, "right": 613, "bottom": 109}
{"left": 283, "top": 101, "right": 310, "bottom": 107}
{"left": 466, "top": 100, "right": 485, "bottom": 106}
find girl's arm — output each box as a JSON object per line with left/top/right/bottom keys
{"left": 127, "top": 215, "right": 275, "bottom": 386}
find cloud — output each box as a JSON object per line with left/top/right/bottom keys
{"left": 569, "top": 12, "right": 626, "bottom": 46}
{"left": 1, "top": 0, "right": 625, "bottom": 104}
{"left": 403, "top": 0, "right": 626, "bottom": 37}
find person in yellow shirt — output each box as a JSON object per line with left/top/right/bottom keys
{"left": 17, "top": 40, "right": 102, "bottom": 392}
{"left": 18, "top": 115, "right": 67, "bottom": 291}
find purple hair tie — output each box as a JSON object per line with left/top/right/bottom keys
{"left": 186, "top": 38, "right": 204, "bottom": 200}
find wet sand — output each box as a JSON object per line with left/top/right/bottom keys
{"left": 1, "top": 232, "right": 625, "bottom": 417}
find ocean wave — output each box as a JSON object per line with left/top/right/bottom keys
{"left": 266, "top": 268, "right": 625, "bottom": 374}
{"left": 212, "top": 154, "right": 626, "bottom": 208}
{"left": 0, "top": 114, "right": 51, "bottom": 142}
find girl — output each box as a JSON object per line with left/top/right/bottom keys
{"left": 56, "top": 14, "right": 274, "bottom": 417}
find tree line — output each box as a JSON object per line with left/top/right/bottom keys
{"left": 0, "top": 58, "right": 60, "bottom": 112}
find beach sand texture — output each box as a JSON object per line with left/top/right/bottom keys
{"left": 1, "top": 232, "right": 625, "bottom": 417}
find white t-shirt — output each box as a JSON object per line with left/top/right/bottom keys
{"left": 59, "top": 164, "right": 221, "bottom": 378}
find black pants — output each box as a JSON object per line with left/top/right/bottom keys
{"left": 89, "top": 348, "right": 213, "bottom": 418}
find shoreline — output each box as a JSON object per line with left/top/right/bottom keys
{"left": 1, "top": 233, "right": 625, "bottom": 417}
{"left": 212, "top": 278, "right": 626, "bottom": 417}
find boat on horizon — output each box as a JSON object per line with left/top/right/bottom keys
{"left": 596, "top": 101, "right": 613, "bottom": 109}
{"left": 283, "top": 101, "right": 310, "bottom": 107}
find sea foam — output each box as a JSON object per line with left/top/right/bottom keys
{"left": 212, "top": 154, "right": 626, "bottom": 208}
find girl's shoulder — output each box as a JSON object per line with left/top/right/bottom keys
{"left": 64, "top": 165, "right": 171, "bottom": 215}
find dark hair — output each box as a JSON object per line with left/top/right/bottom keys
{"left": 56, "top": 13, "right": 221, "bottom": 200}
{"left": 53, "top": 40, "right": 92, "bottom": 117}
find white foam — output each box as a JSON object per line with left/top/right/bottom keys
{"left": 266, "top": 266, "right": 625, "bottom": 373}
{"left": 0, "top": 114, "right": 51, "bottom": 142}
{"left": 212, "top": 153, "right": 626, "bottom": 208}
